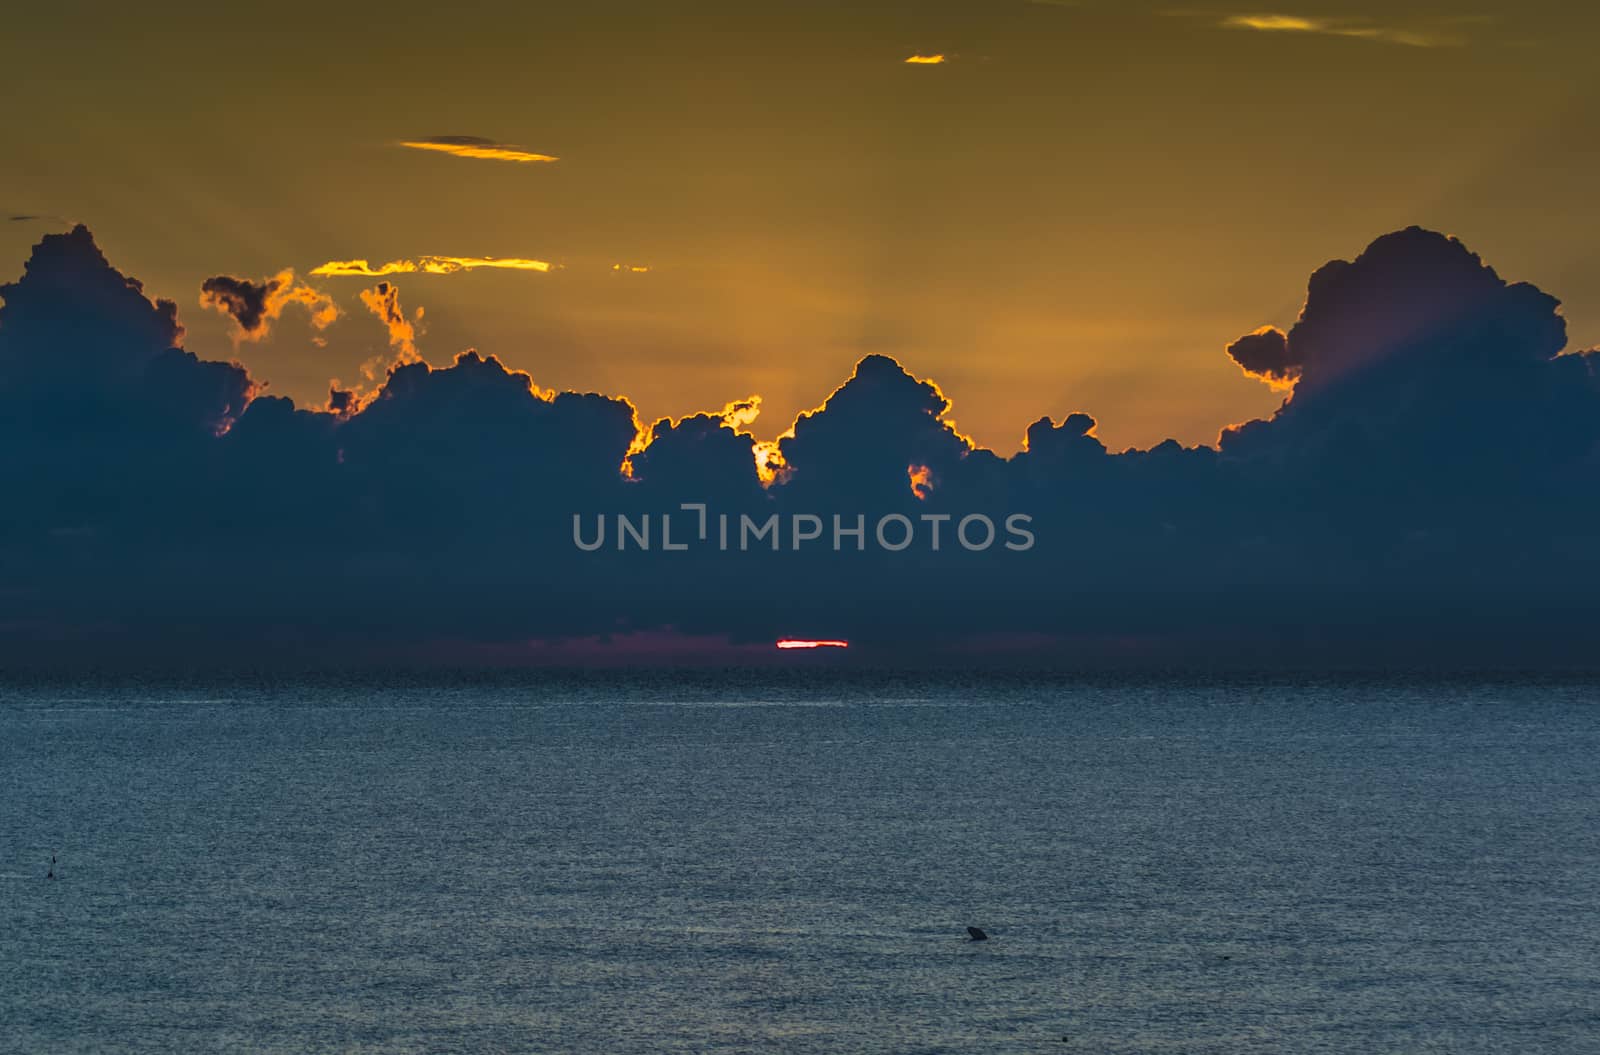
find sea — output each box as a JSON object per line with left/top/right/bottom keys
{"left": 2, "top": 672, "right": 1598, "bottom": 1053}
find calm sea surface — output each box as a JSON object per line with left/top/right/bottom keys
{"left": 2, "top": 673, "right": 1598, "bottom": 1053}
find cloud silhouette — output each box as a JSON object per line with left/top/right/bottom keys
{"left": 1018, "top": 411, "right": 1106, "bottom": 468}
{"left": 627, "top": 398, "right": 766, "bottom": 499}
{"left": 4, "top": 224, "right": 1600, "bottom": 668}
{"left": 1226, "top": 326, "right": 1298, "bottom": 388}
{"left": 775, "top": 354, "right": 975, "bottom": 501}
{"left": 1220, "top": 227, "right": 1582, "bottom": 465}
{"left": 1282, "top": 226, "right": 1563, "bottom": 397}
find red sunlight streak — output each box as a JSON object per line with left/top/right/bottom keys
{"left": 775, "top": 639, "right": 850, "bottom": 650}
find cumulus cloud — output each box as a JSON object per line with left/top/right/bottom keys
{"left": 774, "top": 354, "right": 975, "bottom": 501}
{"left": 627, "top": 398, "right": 766, "bottom": 496}
{"left": 0, "top": 225, "right": 184, "bottom": 372}
{"left": 342, "top": 349, "right": 638, "bottom": 503}
{"left": 1225, "top": 325, "right": 1299, "bottom": 389}
{"left": 1217, "top": 226, "right": 1594, "bottom": 502}
{"left": 398, "top": 135, "right": 558, "bottom": 163}
{"left": 0, "top": 223, "right": 255, "bottom": 557}
{"left": 1226, "top": 227, "right": 1564, "bottom": 403}
{"left": 199, "top": 270, "right": 339, "bottom": 342}
{"left": 1022, "top": 411, "right": 1106, "bottom": 461}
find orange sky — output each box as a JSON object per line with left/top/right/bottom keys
{"left": 2, "top": 0, "right": 1596, "bottom": 452}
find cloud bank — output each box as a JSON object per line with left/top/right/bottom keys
{"left": 3, "top": 224, "right": 1599, "bottom": 668}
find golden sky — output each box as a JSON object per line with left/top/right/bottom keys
{"left": 2, "top": 0, "right": 1596, "bottom": 451}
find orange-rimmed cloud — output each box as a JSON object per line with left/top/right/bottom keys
{"left": 327, "top": 280, "right": 422, "bottom": 417}
{"left": 752, "top": 356, "right": 977, "bottom": 491}
{"left": 623, "top": 395, "right": 763, "bottom": 480}
{"left": 358, "top": 281, "right": 423, "bottom": 378}
{"left": 199, "top": 269, "right": 339, "bottom": 343}
{"left": 1226, "top": 325, "right": 1300, "bottom": 391}
{"left": 904, "top": 54, "right": 947, "bottom": 64}
{"left": 908, "top": 463, "right": 935, "bottom": 500}
{"left": 398, "top": 136, "right": 558, "bottom": 163}
{"left": 311, "top": 255, "right": 559, "bottom": 277}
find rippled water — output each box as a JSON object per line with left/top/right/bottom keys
{"left": 3, "top": 673, "right": 1598, "bottom": 1053}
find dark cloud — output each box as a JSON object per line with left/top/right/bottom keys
{"left": 774, "top": 354, "right": 974, "bottom": 501}
{"left": 1, "top": 224, "right": 183, "bottom": 373}
{"left": 1289, "top": 226, "right": 1564, "bottom": 394}
{"left": 1226, "top": 326, "right": 1298, "bottom": 387}
{"left": 4, "top": 224, "right": 1600, "bottom": 669}
{"left": 1227, "top": 227, "right": 1565, "bottom": 400}
{"left": 201, "top": 273, "right": 274, "bottom": 332}
{"left": 327, "top": 386, "right": 356, "bottom": 416}
{"left": 0, "top": 225, "right": 253, "bottom": 600}
{"left": 200, "top": 270, "right": 338, "bottom": 342}
{"left": 1219, "top": 227, "right": 1593, "bottom": 478}
{"left": 1021, "top": 411, "right": 1105, "bottom": 462}
{"left": 628, "top": 402, "right": 765, "bottom": 499}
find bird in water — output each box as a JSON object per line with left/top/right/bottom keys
{"left": 967, "top": 926, "right": 988, "bottom": 942}
{"left": 47, "top": 855, "right": 55, "bottom": 881}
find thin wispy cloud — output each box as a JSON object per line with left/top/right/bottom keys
{"left": 311, "top": 256, "right": 560, "bottom": 277}
{"left": 398, "top": 135, "right": 558, "bottom": 163}
{"left": 1219, "top": 13, "right": 1463, "bottom": 47}
{"left": 905, "top": 54, "right": 947, "bottom": 64}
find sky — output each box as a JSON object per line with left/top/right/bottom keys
{"left": 3, "top": 0, "right": 1597, "bottom": 453}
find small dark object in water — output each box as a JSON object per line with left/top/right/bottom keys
{"left": 47, "top": 854, "right": 55, "bottom": 881}
{"left": 967, "top": 926, "right": 988, "bottom": 941}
